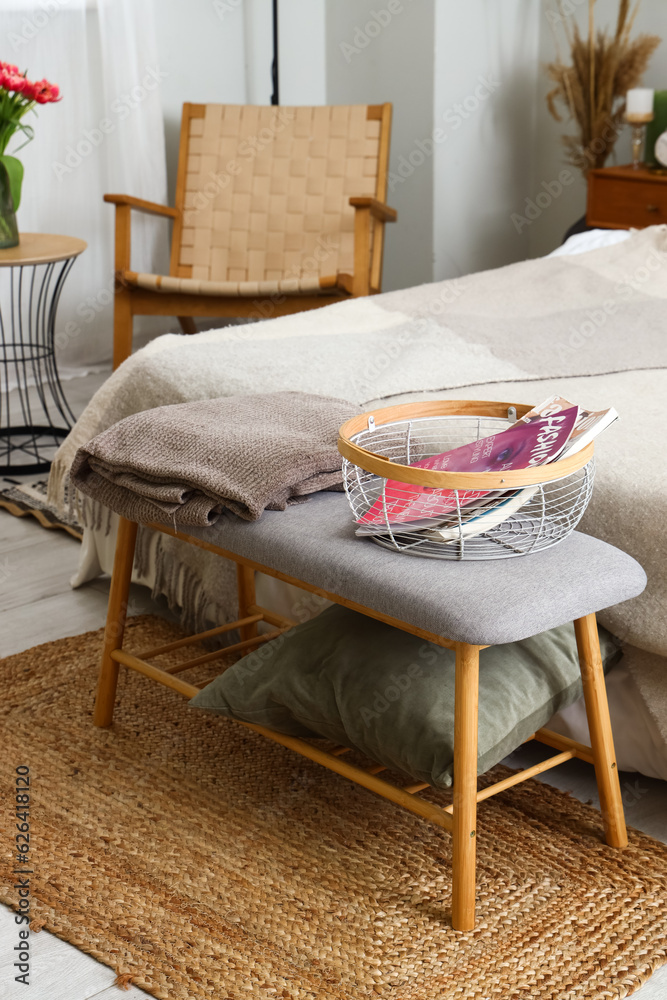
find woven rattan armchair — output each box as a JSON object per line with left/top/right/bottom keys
{"left": 105, "top": 102, "right": 396, "bottom": 368}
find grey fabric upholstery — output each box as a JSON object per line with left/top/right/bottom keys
{"left": 182, "top": 493, "right": 647, "bottom": 645}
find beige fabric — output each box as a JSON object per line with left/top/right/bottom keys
{"left": 128, "top": 271, "right": 332, "bottom": 298}
{"left": 179, "top": 104, "right": 380, "bottom": 285}
{"left": 70, "top": 392, "right": 359, "bottom": 526}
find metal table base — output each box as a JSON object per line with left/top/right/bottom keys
{"left": 0, "top": 236, "right": 85, "bottom": 475}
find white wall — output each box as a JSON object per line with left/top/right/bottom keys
{"left": 158, "top": 0, "right": 330, "bottom": 191}
{"left": 156, "top": 0, "right": 249, "bottom": 204}
{"left": 528, "top": 0, "right": 667, "bottom": 257}
{"left": 433, "top": 0, "right": 541, "bottom": 280}
{"left": 157, "top": 0, "right": 326, "bottom": 196}
{"left": 244, "top": 0, "right": 275, "bottom": 105}
{"left": 279, "top": 0, "right": 327, "bottom": 105}
{"left": 325, "top": 0, "right": 436, "bottom": 292}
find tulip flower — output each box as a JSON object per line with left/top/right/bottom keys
{"left": 0, "top": 63, "right": 62, "bottom": 212}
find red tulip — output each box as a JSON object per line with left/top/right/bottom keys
{"left": 0, "top": 61, "right": 62, "bottom": 159}
{"left": 30, "top": 78, "right": 61, "bottom": 103}
{"left": 5, "top": 73, "right": 28, "bottom": 94}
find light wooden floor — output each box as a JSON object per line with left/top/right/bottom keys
{"left": 0, "top": 370, "right": 665, "bottom": 999}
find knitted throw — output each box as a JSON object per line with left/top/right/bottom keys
{"left": 70, "top": 391, "right": 359, "bottom": 527}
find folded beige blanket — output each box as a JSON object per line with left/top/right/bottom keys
{"left": 70, "top": 392, "right": 359, "bottom": 527}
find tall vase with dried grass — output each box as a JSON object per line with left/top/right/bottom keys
{"left": 546, "top": 0, "right": 661, "bottom": 177}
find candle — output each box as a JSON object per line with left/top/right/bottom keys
{"left": 645, "top": 91, "right": 667, "bottom": 166}
{"left": 626, "top": 87, "right": 655, "bottom": 122}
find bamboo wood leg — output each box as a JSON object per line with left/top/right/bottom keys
{"left": 177, "top": 316, "right": 197, "bottom": 335}
{"left": 452, "top": 642, "right": 480, "bottom": 931}
{"left": 112, "top": 289, "right": 134, "bottom": 370}
{"left": 574, "top": 614, "right": 628, "bottom": 848}
{"left": 236, "top": 563, "right": 258, "bottom": 641}
{"left": 93, "top": 518, "right": 138, "bottom": 727}
{"left": 111, "top": 202, "right": 134, "bottom": 370}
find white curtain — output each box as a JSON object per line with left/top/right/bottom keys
{"left": 2, "top": 0, "right": 168, "bottom": 366}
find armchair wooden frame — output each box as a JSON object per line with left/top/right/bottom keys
{"left": 106, "top": 103, "right": 396, "bottom": 369}
{"left": 94, "top": 515, "right": 628, "bottom": 932}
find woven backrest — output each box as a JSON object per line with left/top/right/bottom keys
{"left": 170, "top": 104, "right": 390, "bottom": 285}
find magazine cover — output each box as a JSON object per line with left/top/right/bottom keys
{"left": 516, "top": 394, "right": 618, "bottom": 459}
{"left": 358, "top": 406, "right": 579, "bottom": 526}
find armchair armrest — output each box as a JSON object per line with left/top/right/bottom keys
{"left": 350, "top": 197, "right": 397, "bottom": 296}
{"left": 349, "top": 196, "right": 397, "bottom": 222}
{"left": 104, "top": 193, "right": 178, "bottom": 219}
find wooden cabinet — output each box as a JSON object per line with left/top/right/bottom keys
{"left": 586, "top": 165, "right": 667, "bottom": 229}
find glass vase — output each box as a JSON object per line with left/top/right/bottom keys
{"left": 0, "top": 160, "right": 19, "bottom": 249}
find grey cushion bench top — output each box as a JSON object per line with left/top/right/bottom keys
{"left": 180, "top": 492, "right": 647, "bottom": 646}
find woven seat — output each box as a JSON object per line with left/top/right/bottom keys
{"left": 105, "top": 103, "right": 396, "bottom": 368}
{"left": 125, "top": 271, "right": 326, "bottom": 299}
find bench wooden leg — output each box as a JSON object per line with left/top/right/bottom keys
{"left": 93, "top": 517, "right": 138, "bottom": 727}
{"left": 574, "top": 613, "right": 628, "bottom": 849}
{"left": 236, "top": 563, "right": 258, "bottom": 641}
{"left": 452, "top": 642, "right": 480, "bottom": 931}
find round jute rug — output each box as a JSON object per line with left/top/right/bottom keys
{"left": 0, "top": 616, "right": 665, "bottom": 1000}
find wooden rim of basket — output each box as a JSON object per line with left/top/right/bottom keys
{"left": 338, "top": 400, "right": 595, "bottom": 490}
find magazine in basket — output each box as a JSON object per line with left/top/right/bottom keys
{"left": 518, "top": 394, "right": 618, "bottom": 460}
{"left": 355, "top": 396, "right": 616, "bottom": 532}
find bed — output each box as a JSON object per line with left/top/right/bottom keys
{"left": 50, "top": 225, "right": 667, "bottom": 781}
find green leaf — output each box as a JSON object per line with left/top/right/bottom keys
{"left": 0, "top": 154, "right": 24, "bottom": 210}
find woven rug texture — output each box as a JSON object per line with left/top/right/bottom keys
{"left": 0, "top": 616, "right": 665, "bottom": 1000}
{"left": 0, "top": 477, "right": 82, "bottom": 539}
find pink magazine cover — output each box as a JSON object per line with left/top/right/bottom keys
{"left": 516, "top": 393, "right": 618, "bottom": 459}
{"left": 358, "top": 406, "right": 579, "bottom": 527}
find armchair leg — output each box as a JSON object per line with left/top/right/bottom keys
{"left": 452, "top": 642, "right": 480, "bottom": 931}
{"left": 93, "top": 517, "right": 138, "bottom": 727}
{"left": 574, "top": 614, "right": 628, "bottom": 848}
{"left": 112, "top": 287, "right": 134, "bottom": 370}
{"left": 178, "top": 316, "right": 197, "bottom": 335}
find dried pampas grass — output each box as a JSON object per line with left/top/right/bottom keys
{"left": 546, "top": 0, "right": 660, "bottom": 175}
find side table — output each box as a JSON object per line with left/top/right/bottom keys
{"left": 0, "top": 232, "right": 87, "bottom": 475}
{"left": 586, "top": 164, "right": 667, "bottom": 229}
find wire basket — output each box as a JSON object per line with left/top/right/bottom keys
{"left": 338, "top": 400, "right": 596, "bottom": 560}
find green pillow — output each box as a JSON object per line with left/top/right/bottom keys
{"left": 190, "top": 605, "right": 621, "bottom": 789}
